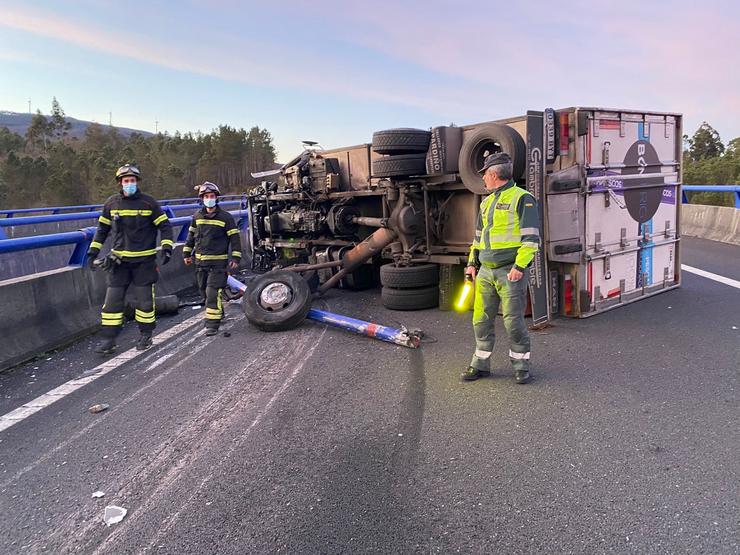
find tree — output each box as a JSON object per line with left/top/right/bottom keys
{"left": 687, "top": 122, "right": 724, "bottom": 161}
{"left": 25, "top": 111, "right": 51, "bottom": 151}
{"left": 0, "top": 127, "right": 25, "bottom": 155}
{"left": 50, "top": 97, "right": 71, "bottom": 139}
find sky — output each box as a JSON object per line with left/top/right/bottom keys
{"left": 1, "top": 0, "right": 738, "bottom": 160}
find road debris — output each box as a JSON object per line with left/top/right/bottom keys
{"left": 92, "top": 491, "right": 105, "bottom": 498}
{"left": 103, "top": 505, "right": 127, "bottom": 526}
{"left": 88, "top": 403, "right": 109, "bottom": 414}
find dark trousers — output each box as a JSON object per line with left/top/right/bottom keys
{"left": 100, "top": 259, "right": 159, "bottom": 338}
{"left": 196, "top": 264, "right": 228, "bottom": 329}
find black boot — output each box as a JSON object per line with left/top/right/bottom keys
{"left": 205, "top": 327, "right": 219, "bottom": 337}
{"left": 94, "top": 337, "right": 116, "bottom": 355}
{"left": 514, "top": 370, "right": 531, "bottom": 384}
{"left": 461, "top": 367, "right": 491, "bottom": 381}
{"left": 135, "top": 332, "right": 153, "bottom": 351}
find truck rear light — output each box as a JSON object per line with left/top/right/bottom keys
{"left": 563, "top": 273, "right": 573, "bottom": 315}
{"left": 559, "top": 112, "right": 570, "bottom": 156}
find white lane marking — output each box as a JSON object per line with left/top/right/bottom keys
{"left": 681, "top": 264, "right": 740, "bottom": 290}
{"left": 0, "top": 313, "right": 205, "bottom": 434}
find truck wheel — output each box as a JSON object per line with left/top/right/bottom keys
{"left": 381, "top": 285, "right": 439, "bottom": 311}
{"left": 242, "top": 270, "right": 312, "bottom": 331}
{"left": 380, "top": 263, "right": 439, "bottom": 289}
{"left": 372, "top": 153, "right": 427, "bottom": 178}
{"left": 372, "top": 128, "right": 431, "bottom": 155}
{"left": 458, "top": 123, "right": 526, "bottom": 193}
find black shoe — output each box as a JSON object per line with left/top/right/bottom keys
{"left": 205, "top": 328, "right": 219, "bottom": 337}
{"left": 135, "top": 333, "right": 153, "bottom": 351}
{"left": 461, "top": 367, "right": 491, "bottom": 381}
{"left": 515, "top": 370, "right": 531, "bottom": 384}
{"left": 94, "top": 338, "right": 116, "bottom": 355}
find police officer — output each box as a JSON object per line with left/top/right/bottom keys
{"left": 462, "top": 152, "right": 540, "bottom": 384}
{"left": 87, "top": 164, "right": 174, "bottom": 353}
{"left": 183, "top": 182, "right": 242, "bottom": 336}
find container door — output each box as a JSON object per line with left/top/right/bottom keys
{"left": 583, "top": 111, "right": 680, "bottom": 309}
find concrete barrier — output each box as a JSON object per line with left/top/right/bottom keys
{"left": 681, "top": 204, "right": 740, "bottom": 246}
{"left": 0, "top": 245, "right": 197, "bottom": 373}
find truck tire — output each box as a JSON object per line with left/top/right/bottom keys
{"left": 372, "top": 128, "right": 431, "bottom": 155}
{"left": 242, "top": 270, "right": 312, "bottom": 331}
{"left": 381, "top": 285, "right": 439, "bottom": 311}
{"left": 458, "top": 123, "right": 526, "bottom": 194}
{"left": 372, "top": 153, "right": 427, "bottom": 178}
{"left": 380, "top": 263, "right": 439, "bottom": 289}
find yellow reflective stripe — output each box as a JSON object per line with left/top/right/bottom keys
{"left": 206, "top": 308, "right": 221, "bottom": 315}
{"left": 110, "top": 209, "right": 153, "bottom": 216}
{"left": 195, "top": 253, "right": 228, "bottom": 260}
{"left": 205, "top": 314, "right": 222, "bottom": 320}
{"left": 135, "top": 315, "right": 156, "bottom": 324}
{"left": 112, "top": 248, "right": 157, "bottom": 257}
{"left": 183, "top": 246, "right": 193, "bottom": 253}
{"left": 160, "top": 239, "right": 174, "bottom": 247}
{"left": 231, "top": 251, "right": 242, "bottom": 258}
{"left": 90, "top": 241, "right": 103, "bottom": 250}
{"left": 153, "top": 214, "right": 168, "bottom": 226}
{"left": 226, "top": 228, "right": 239, "bottom": 236}
{"left": 98, "top": 216, "right": 112, "bottom": 225}
{"left": 196, "top": 219, "right": 225, "bottom": 227}
{"left": 101, "top": 311, "right": 123, "bottom": 325}
{"left": 135, "top": 309, "right": 155, "bottom": 318}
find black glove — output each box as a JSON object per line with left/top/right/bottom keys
{"left": 160, "top": 248, "right": 172, "bottom": 266}
{"left": 86, "top": 250, "right": 98, "bottom": 270}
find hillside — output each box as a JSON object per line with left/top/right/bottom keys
{"left": 0, "top": 111, "right": 153, "bottom": 140}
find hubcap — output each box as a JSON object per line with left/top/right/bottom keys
{"left": 259, "top": 282, "right": 292, "bottom": 311}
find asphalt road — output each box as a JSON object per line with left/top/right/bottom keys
{"left": 0, "top": 237, "right": 738, "bottom": 554}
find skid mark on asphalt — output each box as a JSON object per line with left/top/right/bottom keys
{"left": 681, "top": 264, "right": 740, "bottom": 289}
{"left": 61, "top": 323, "right": 328, "bottom": 554}
{"left": 17, "top": 313, "right": 247, "bottom": 551}
{"left": 0, "top": 312, "right": 206, "bottom": 433}
{"left": 0, "top": 312, "right": 236, "bottom": 491}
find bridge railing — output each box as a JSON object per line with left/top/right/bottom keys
{"left": 0, "top": 195, "right": 243, "bottom": 218}
{"left": 681, "top": 185, "right": 740, "bottom": 209}
{"left": 0, "top": 210, "right": 250, "bottom": 267}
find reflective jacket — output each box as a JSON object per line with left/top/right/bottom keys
{"left": 89, "top": 191, "right": 173, "bottom": 262}
{"left": 183, "top": 206, "right": 242, "bottom": 266}
{"left": 467, "top": 180, "right": 540, "bottom": 272}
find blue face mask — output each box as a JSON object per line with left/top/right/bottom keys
{"left": 122, "top": 182, "right": 137, "bottom": 196}
{"left": 203, "top": 198, "right": 217, "bottom": 208}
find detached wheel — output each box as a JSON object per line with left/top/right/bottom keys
{"left": 380, "top": 263, "right": 439, "bottom": 289}
{"left": 242, "top": 270, "right": 312, "bottom": 331}
{"left": 458, "top": 123, "right": 526, "bottom": 193}
{"left": 372, "top": 153, "right": 427, "bottom": 178}
{"left": 372, "top": 128, "right": 431, "bottom": 155}
{"left": 381, "top": 285, "right": 439, "bottom": 311}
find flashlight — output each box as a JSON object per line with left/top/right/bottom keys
{"left": 456, "top": 275, "right": 473, "bottom": 310}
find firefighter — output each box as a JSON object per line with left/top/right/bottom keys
{"left": 462, "top": 152, "right": 540, "bottom": 384}
{"left": 87, "top": 164, "right": 174, "bottom": 353}
{"left": 183, "top": 182, "right": 242, "bottom": 335}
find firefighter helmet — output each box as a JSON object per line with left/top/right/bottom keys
{"left": 115, "top": 164, "right": 141, "bottom": 181}
{"left": 195, "top": 181, "right": 221, "bottom": 196}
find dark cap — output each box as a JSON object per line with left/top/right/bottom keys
{"left": 477, "top": 152, "right": 512, "bottom": 174}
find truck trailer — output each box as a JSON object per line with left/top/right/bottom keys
{"left": 240, "top": 107, "right": 682, "bottom": 331}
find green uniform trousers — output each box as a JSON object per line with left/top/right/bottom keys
{"left": 470, "top": 264, "right": 531, "bottom": 373}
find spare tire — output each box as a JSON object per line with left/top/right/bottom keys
{"left": 381, "top": 285, "right": 439, "bottom": 311}
{"left": 372, "top": 128, "right": 431, "bottom": 155}
{"left": 242, "top": 270, "right": 312, "bottom": 331}
{"left": 380, "top": 263, "right": 439, "bottom": 289}
{"left": 372, "top": 153, "right": 427, "bottom": 178}
{"left": 458, "top": 123, "right": 526, "bottom": 194}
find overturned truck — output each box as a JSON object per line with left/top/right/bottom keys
{"left": 241, "top": 108, "right": 683, "bottom": 331}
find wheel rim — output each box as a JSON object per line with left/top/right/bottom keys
{"left": 473, "top": 139, "right": 502, "bottom": 173}
{"left": 259, "top": 282, "right": 293, "bottom": 311}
